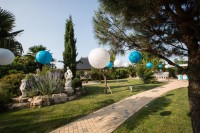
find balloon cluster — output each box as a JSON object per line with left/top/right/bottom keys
{"left": 88, "top": 49, "right": 163, "bottom": 70}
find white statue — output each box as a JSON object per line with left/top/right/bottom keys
{"left": 64, "top": 67, "right": 73, "bottom": 80}
{"left": 64, "top": 67, "right": 74, "bottom": 94}
{"left": 20, "top": 79, "right": 27, "bottom": 98}
{"left": 36, "top": 69, "right": 40, "bottom": 75}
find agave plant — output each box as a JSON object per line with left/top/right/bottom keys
{"left": 25, "top": 71, "right": 64, "bottom": 96}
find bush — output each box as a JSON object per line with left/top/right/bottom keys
{"left": 137, "top": 65, "right": 156, "bottom": 84}
{"left": 0, "top": 73, "right": 25, "bottom": 97}
{"left": 72, "top": 78, "right": 82, "bottom": 88}
{"left": 0, "top": 84, "right": 11, "bottom": 103}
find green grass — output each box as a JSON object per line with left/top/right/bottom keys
{"left": 114, "top": 88, "right": 192, "bottom": 133}
{"left": 0, "top": 79, "right": 164, "bottom": 133}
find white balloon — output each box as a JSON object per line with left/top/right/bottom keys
{"left": 0, "top": 48, "right": 15, "bottom": 65}
{"left": 123, "top": 62, "right": 129, "bottom": 67}
{"left": 114, "top": 59, "right": 122, "bottom": 67}
{"left": 88, "top": 48, "right": 110, "bottom": 69}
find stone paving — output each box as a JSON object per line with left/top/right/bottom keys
{"left": 50, "top": 79, "right": 188, "bottom": 133}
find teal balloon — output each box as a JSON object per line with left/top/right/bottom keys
{"left": 36, "top": 51, "right": 52, "bottom": 64}
{"left": 146, "top": 62, "right": 153, "bottom": 68}
{"left": 158, "top": 64, "right": 162, "bottom": 69}
{"left": 128, "top": 51, "right": 142, "bottom": 63}
{"left": 106, "top": 62, "right": 113, "bottom": 68}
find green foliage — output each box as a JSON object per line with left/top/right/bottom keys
{"left": 24, "top": 74, "right": 39, "bottom": 97}
{"left": 28, "top": 45, "right": 46, "bottom": 54}
{"left": 127, "top": 65, "right": 137, "bottom": 77}
{"left": 115, "top": 68, "right": 129, "bottom": 79}
{"left": 72, "top": 78, "right": 82, "bottom": 88}
{"left": 25, "top": 71, "right": 64, "bottom": 96}
{"left": 0, "top": 73, "right": 25, "bottom": 97}
{"left": 63, "top": 16, "right": 77, "bottom": 78}
{"left": 137, "top": 64, "right": 156, "bottom": 84}
{"left": 0, "top": 56, "right": 38, "bottom": 78}
{"left": 0, "top": 7, "right": 23, "bottom": 55}
{"left": 0, "top": 83, "right": 12, "bottom": 106}
{"left": 135, "top": 52, "right": 159, "bottom": 83}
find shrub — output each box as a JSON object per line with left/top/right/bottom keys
{"left": 137, "top": 65, "right": 156, "bottom": 84}
{"left": 116, "top": 68, "right": 129, "bottom": 79}
{"left": 0, "top": 84, "right": 11, "bottom": 103}
{"left": 72, "top": 78, "right": 82, "bottom": 88}
{"left": 0, "top": 73, "right": 25, "bottom": 97}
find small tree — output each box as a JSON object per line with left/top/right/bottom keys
{"left": 63, "top": 16, "right": 77, "bottom": 78}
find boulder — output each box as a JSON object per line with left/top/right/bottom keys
{"left": 6, "top": 102, "right": 30, "bottom": 110}
{"left": 12, "top": 97, "right": 29, "bottom": 103}
{"left": 68, "top": 95, "right": 77, "bottom": 101}
{"left": 52, "top": 93, "right": 68, "bottom": 104}
{"left": 30, "top": 95, "right": 50, "bottom": 107}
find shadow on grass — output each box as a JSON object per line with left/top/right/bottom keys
{"left": 112, "top": 84, "right": 163, "bottom": 93}
{"left": 160, "top": 111, "right": 172, "bottom": 116}
{"left": 114, "top": 96, "right": 171, "bottom": 132}
{"left": 165, "top": 93, "right": 175, "bottom": 97}
{"left": 95, "top": 99, "right": 115, "bottom": 109}
{"left": 0, "top": 108, "right": 88, "bottom": 133}
{"left": 107, "top": 79, "right": 128, "bottom": 83}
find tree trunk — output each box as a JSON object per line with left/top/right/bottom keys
{"left": 188, "top": 50, "right": 200, "bottom": 133}
{"left": 102, "top": 73, "right": 108, "bottom": 93}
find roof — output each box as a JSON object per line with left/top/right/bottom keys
{"left": 76, "top": 57, "right": 92, "bottom": 70}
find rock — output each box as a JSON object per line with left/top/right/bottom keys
{"left": 6, "top": 102, "right": 30, "bottom": 110}
{"left": 42, "top": 98, "right": 52, "bottom": 106}
{"left": 76, "top": 92, "right": 82, "bottom": 96}
{"left": 68, "top": 95, "right": 77, "bottom": 101}
{"left": 75, "top": 87, "right": 81, "bottom": 91}
{"left": 12, "top": 97, "right": 29, "bottom": 103}
{"left": 30, "top": 96, "right": 43, "bottom": 107}
{"left": 64, "top": 87, "right": 74, "bottom": 94}
{"left": 28, "top": 98, "right": 33, "bottom": 102}
{"left": 52, "top": 93, "right": 68, "bottom": 104}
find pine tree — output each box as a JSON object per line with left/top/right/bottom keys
{"left": 94, "top": 0, "right": 200, "bottom": 132}
{"left": 63, "top": 16, "right": 77, "bottom": 78}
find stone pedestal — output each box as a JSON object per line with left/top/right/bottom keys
{"left": 64, "top": 87, "right": 74, "bottom": 94}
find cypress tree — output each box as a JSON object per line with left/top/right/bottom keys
{"left": 63, "top": 16, "right": 77, "bottom": 78}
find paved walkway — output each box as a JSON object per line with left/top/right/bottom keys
{"left": 50, "top": 79, "right": 188, "bottom": 133}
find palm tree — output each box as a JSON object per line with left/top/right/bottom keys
{"left": 0, "top": 7, "right": 23, "bottom": 55}
{"left": 27, "top": 45, "right": 47, "bottom": 56}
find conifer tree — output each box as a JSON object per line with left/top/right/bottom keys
{"left": 63, "top": 16, "right": 77, "bottom": 78}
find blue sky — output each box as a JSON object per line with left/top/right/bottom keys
{"left": 0, "top": 0, "right": 129, "bottom": 68}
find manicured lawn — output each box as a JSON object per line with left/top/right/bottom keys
{"left": 114, "top": 88, "right": 192, "bottom": 133}
{"left": 0, "top": 79, "right": 164, "bottom": 133}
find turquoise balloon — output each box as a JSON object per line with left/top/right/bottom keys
{"left": 158, "top": 64, "right": 162, "bottom": 69}
{"left": 128, "top": 51, "right": 142, "bottom": 63}
{"left": 106, "top": 62, "right": 113, "bottom": 68}
{"left": 146, "top": 62, "right": 153, "bottom": 68}
{"left": 36, "top": 51, "right": 52, "bottom": 64}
